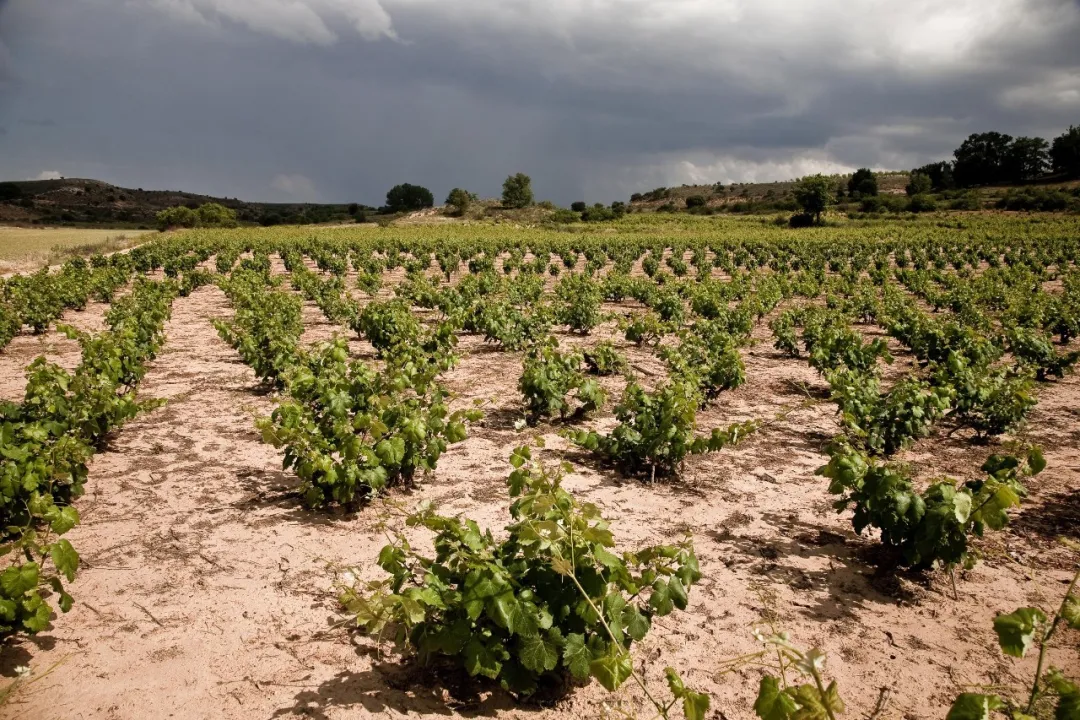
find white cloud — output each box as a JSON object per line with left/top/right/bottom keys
{"left": 34, "top": 171, "right": 63, "bottom": 180}
{"left": 145, "top": 0, "right": 397, "bottom": 44}
{"left": 272, "top": 173, "right": 318, "bottom": 200}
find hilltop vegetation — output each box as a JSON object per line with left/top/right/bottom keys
{"left": 0, "top": 178, "right": 372, "bottom": 229}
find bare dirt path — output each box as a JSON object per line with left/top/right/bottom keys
{"left": 1, "top": 285, "right": 1077, "bottom": 720}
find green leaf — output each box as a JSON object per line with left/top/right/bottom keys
{"left": 491, "top": 592, "right": 540, "bottom": 637}
{"left": 463, "top": 638, "right": 502, "bottom": 679}
{"left": 650, "top": 579, "right": 674, "bottom": 615}
{"left": 945, "top": 693, "right": 1004, "bottom": 720}
{"left": 665, "top": 666, "right": 687, "bottom": 697}
{"left": 0, "top": 562, "right": 39, "bottom": 597}
{"left": 21, "top": 595, "right": 51, "bottom": 633}
{"left": 789, "top": 681, "right": 845, "bottom": 720}
{"left": 445, "top": 421, "right": 467, "bottom": 443}
{"left": 375, "top": 437, "right": 406, "bottom": 466}
{"left": 50, "top": 506, "right": 80, "bottom": 536}
{"left": 49, "top": 540, "right": 79, "bottom": 584}
{"left": 993, "top": 607, "right": 1046, "bottom": 657}
{"left": 1062, "top": 593, "right": 1080, "bottom": 630}
{"left": 0, "top": 598, "right": 16, "bottom": 622}
{"left": 518, "top": 633, "right": 559, "bottom": 674}
{"left": 668, "top": 575, "right": 689, "bottom": 610}
{"left": 593, "top": 545, "right": 623, "bottom": 569}
{"left": 1056, "top": 691, "right": 1080, "bottom": 720}
{"left": 682, "top": 687, "right": 711, "bottom": 720}
{"left": 562, "top": 633, "right": 592, "bottom": 679}
{"left": 622, "top": 604, "right": 651, "bottom": 641}
{"left": 755, "top": 675, "right": 799, "bottom": 720}
{"left": 664, "top": 667, "right": 712, "bottom": 720}
{"left": 509, "top": 445, "right": 531, "bottom": 468}
{"left": 1027, "top": 447, "right": 1046, "bottom": 475}
{"left": 426, "top": 618, "right": 471, "bottom": 655}
{"left": 589, "top": 648, "right": 633, "bottom": 691}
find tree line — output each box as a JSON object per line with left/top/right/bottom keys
{"left": 913, "top": 124, "right": 1080, "bottom": 190}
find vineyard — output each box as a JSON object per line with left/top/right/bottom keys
{"left": 0, "top": 213, "right": 1078, "bottom": 720}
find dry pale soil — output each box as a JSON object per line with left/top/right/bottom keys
{"left": 0, "top": 259, "right": 1077, "bottom": 720}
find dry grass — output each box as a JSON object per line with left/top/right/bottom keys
{"left": 0, "top": 226, "right": 150, "bottom": 273}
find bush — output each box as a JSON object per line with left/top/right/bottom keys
{"left": 793, "top": 175, "right": 832, "bottom": 223}
{"left": 445, "top": 188, "right": 472, "bottom": 214}
{"left": 156, "top": 206, "right": 199, "bottom": 231}
{"left": 908, "top": 194, "right": 937, "bottom": 212}
{"left": 556, "top": 273, "right": 602, "bottom": 333}
{"left": 1051, "top": 124, "right": 1080, "bottom": 177}
{"left": 569, "top": 381, "right": 756, "bottom": 478}
{"left": 788, "top": 212, "right": 815, "bottom": 228}
{"left": 196, "top": 202, "right": 238, "bottom": 227}
{"left": 570, "top": 201, "right": 587, "bottom": 212}
{"left": 848, "top": 168, "right": 878, "bottom": 198}
{"left": 949, "top": 192, "right": 983, "bottom": 211}
{"left": 906, "top": 173, "right": 933, "bottom": 196}
{"left": 583, "top": 341, "right": 627, "bottom": 376}
{"left": 996, "top": 188, "right": 1078, "bottom": 213}
{"left": 385, "top": 183, "right": 434, "bottom": 213}
{"left": 580, "top": 204, "right": 617, "bottom": 222}
{"left": 339, "top": 446, "right": 702, "bottom": 697}
{"left": 502, "top": 173, "right": 534, "bottom": 208}
{"left": 518, "top": 338, "right": 604, "bottom": 424}
{"left": 0, "top": 182, "right": 22, "bottom": 201}
{"left": 685, "top": 195, "right": 706, "bottom": 209}
{"left": 550, "top": 208, "right": 580, "bottom": 223}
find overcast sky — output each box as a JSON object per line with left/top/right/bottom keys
{"left": 1, "top": 0, "right": 1078, "bottom": 205}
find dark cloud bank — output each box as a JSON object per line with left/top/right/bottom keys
{"left": 0, "top": 0, "right": 1078, "bottom": 204}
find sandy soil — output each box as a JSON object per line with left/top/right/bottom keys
{"left": 0, "top": 268, "right": 1077, "bottom": 720}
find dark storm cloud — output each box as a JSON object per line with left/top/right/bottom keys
{"left": 0, "top": 0, "right": 1078, "bottom": 204}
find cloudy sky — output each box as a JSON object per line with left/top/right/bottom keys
{"left": 1, "top": 0, "right": 1078, "bottom": 205}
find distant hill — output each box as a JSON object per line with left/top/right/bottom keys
{"left": 0, "top": 178, "right": 371, "bottom": 229}
{"left": 627, "top": 172, "right": 912, "bottom": 211}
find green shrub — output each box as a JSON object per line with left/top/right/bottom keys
{"left": 339, "top": 446, "right": 703, "bottom": 697}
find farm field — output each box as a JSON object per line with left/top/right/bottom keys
{"left": 0, "top": 226, "right": 148, "bottom": 274}
{"left": 0, "top": 214, "right": 1078, "bottom": 720}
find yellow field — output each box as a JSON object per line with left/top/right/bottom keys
{"left": 0, "top": 226, "right": 150, "bottom": 272}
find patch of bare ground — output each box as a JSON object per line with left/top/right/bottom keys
{"left": 2, "top": 274, "right": 1078, "bottom": 720}
{"left": 0, "top": 300, "right": 115, "bottom": 402}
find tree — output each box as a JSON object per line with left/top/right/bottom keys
{"left": 847, "top": 168, "right": 878, "bottom": 198}
{"left": 501, "top": 173, "right": 534, "bottom": 208}
{"left": 906, "top": 173, "right": 933, "bottom": 196}
{"left": 571, "top": 201, "right": 587, "bottom": 212}
{"left": 1051, "top": 125, "right": 1080, "bottom": 177}
{"left": 196, "top": 202, "right": 238, "bottom": 227}
{"left": 445, "top": 188, "right": 472, "bottom": 214}
{"left": 685, "top": 195, "right": 706, "bottom": 208}
{"left": 0, "top": 182, "right": 21, "bottom": 201}
{"left": 912, "top": 161, "right": 955, "bottom": 191}
{"left": 793, "top": 174, "right": 833, "bottom": 224}
{"left": 1004, "top": 136, "right": 1050, "bottom": 183}
{"left": 156, "top": 206, "right": 198, "bottom": 231}
{"left": 953, "top": 132, "right": 1013, "bottom": 187}
{"left": 385, "top": 183, "right": 434, "bottom": 213}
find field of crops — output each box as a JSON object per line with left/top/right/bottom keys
{"left": 0, "top": 214, "right": 1078, "bottom": 720}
